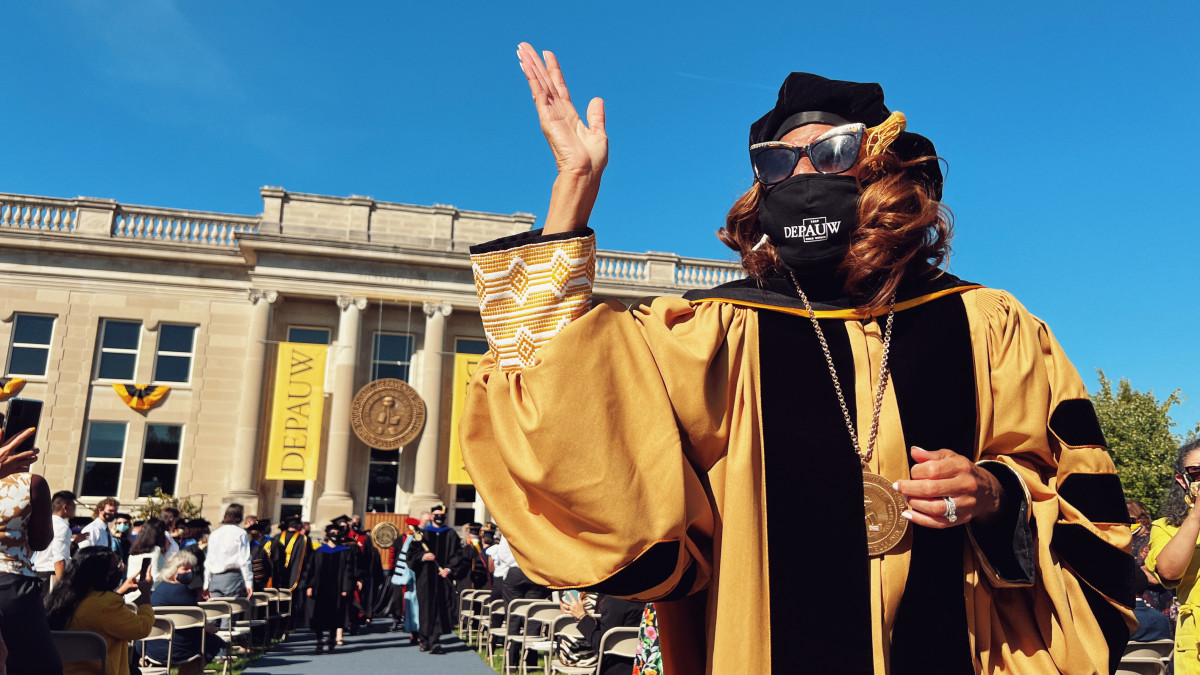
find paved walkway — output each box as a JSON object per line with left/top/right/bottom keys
{"left": 245, "top": 620, "right": 495, "bottom": 675}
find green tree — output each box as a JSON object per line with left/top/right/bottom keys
{"left": 1091, "top": 370, "right": 1199, "bottom": 516}
{"left": 133, "top": 488, "right": 203, "bottom": 523}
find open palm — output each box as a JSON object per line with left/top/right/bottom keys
{"left": 517, "top": 43, "right": 607, "bottom": 179}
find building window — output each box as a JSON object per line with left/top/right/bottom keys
{"left": 453, "top": 485, "right": 477, "bottom": 526}
{"left": 96, "top": 319, "right": 141, "bottom": 380}
{"left": 455, "top": 338, "right": 489, "bottom": 355}
{"left": 371, "top": 333, "right": 413, "bottom": 381}
{"left": 79, "top": 422, "right": 127, "bottom": 497}
{"left": 7, "top": 314, "right": 55, "bottom": 377}
{"left": 153, "top": 324, "right": 196, "bottom": 383}
{"left": 138, "top": 424, "right": 183, "bottom": 497}
{"left": 366, "top": 448, "right": 400, "bottom": 513}
{"left": 288, "top": 327, "right": 330, "bottom": 345}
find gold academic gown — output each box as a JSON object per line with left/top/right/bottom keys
{"left": 461, "top": 229, "right": 1134, "bottom": 674}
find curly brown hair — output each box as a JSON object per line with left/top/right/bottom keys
{"left": 718, "top": 151, "right": 953, "bottom": 312}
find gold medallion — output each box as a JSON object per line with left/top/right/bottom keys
{"left": 862, "top": 470, "right": 908, "bottom": 556}
{"left": 370, "top": 521, "right": 400, "bottom": 548}
{"left": 351, "top": 378, "right": 426, "bottom": 450}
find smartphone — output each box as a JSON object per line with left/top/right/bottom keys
{"left": 3, "top": 399, "right": 42, "bottom": 456}
{"left": 563, "top": 590, "right": 581, "bottom": 604}
{"left": 139, "top": 557, "right": 152, "bottom": 579}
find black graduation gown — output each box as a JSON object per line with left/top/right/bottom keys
{"left": 460, "top": 539, "right": 491, "bottom": 590}
{"left": 301, "top": 543, "right": 356, "bottom": 632}
{"left": 405, "top": 526, "right": 463, "bottom": 642}
{"left": 267, "top": 530, "right": 309, "bottom": 591}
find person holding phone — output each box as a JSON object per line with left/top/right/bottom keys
{"left": 0, "top": 425, "right": 59, "bottom": 674}
{"left": 1145, "top": 438, "right": 1200, "bottom": 674}
{"left": 45, "top": 547, "right": 154, "bottom": 675}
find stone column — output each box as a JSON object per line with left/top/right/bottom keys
{"left": 313, "top": 295, "right": 367, "bottom": 523}
{"left": 408, "top": 301, "right": 451, "bottom": 512}
{"left": 221, "top": 289, "right": 278, "bottom": 516}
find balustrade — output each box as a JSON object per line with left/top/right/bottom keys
{"left": 0, "top": 195, "right": 76, "bottom": 232}
{"left": 113, "top": 207, "right": 258, "bottom": 245}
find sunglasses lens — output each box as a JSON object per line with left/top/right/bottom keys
{"left": 1188, "top": 467, "right": 1200, "bottom": 481}
{"left": 809, "top": 132, "right": 862, "bottom": 174}
{"left": 752, "top": 147, "right": 799, "bottom": 185}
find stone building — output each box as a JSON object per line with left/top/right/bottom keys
{"left": 0, "top": 188, "right": 743, "bottom": 526}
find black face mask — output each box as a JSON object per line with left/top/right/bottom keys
{"left": 758, "top": 174, "right": 860, "bottom": 273}
{"left": 102, "top": 512, "right": 116, "bottom": 523}
{"left": 432, "top": 513, "right": 446, "bottom": 526}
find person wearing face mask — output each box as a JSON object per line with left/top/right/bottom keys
{"left": 459, "top": 45, "right": 1135, "bottom": 674}
{"left": 45, "top": 547, "right": 154, "bottom": 675}
{"left": 405, "top": 505, "right": 461, "bottom": 654}
{"left": 111, "top": 513, "right": 133, "bottom": 565}
{"left": 1145, "top": 439, "right": 1200, "bottom": 673}
{"left": 78, "top": 497, "right": 120, "bottom": 553}
{"left": 138, "top": 550, "right": 225, "bottom": 674}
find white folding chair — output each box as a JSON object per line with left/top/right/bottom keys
{"left": 479, "top": 598, "right": 505, "bottom": 655}
{"left": 137, "top": 616, "right": 177, "bottom": 675}
{"left": 198, "top": 600, "right": 237, "bottom": 675}
{"left": 1123, "top": 639, "right": 1173, "bottom": 663}
{"left": 546, "top": 613, "right": 592, "bottom": 675}
{"left": 1117, "top": 656, "right": 1167, "bottom": 675}
{"left": 50, "top": 630, "right": 107, "bottom": 675}
{"left": 500, "top": 598, "right": 540, "bottom": 674}
{"left": 150, "top": 606, "right": 208, "bottom": 672}
{"left": 518, "top": 604, "right": 567, "bottom": 675}
{"left": 594, "top": 627, "right": 639, "bottom": 674}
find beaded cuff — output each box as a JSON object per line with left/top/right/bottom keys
{"left": 471, "top": 231, "right": 595, "bottom": 371}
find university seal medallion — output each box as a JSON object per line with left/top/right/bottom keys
{"left": 351, "top": 378, "right": 425, "bottom": 450}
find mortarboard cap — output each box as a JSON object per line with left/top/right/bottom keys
{"left": 749, "top": 73, "right": 943, "bottom": 200}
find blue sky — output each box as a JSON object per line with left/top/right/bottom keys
{"left": 2, "top": 1, "right": 1197, "bottom": 434}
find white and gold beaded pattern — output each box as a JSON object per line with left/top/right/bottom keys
{"left": 471, "top": 234, "right": 596, "bottom": 371}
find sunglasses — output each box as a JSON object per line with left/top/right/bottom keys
{"left": 749, "top": 123, "right": 865, "bottom": 186}
{"left": 1185, "top": 466, "right": 1200, "bottom": 483}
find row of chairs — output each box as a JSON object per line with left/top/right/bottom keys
{"left": 50, "top": 588, "right": 293, "bottom": 675}
{"left": 458, "top": 588, "right": 638, "bottom": 675}
{"left": 1117, "top": 639, "right": 1173, "bottom": 675}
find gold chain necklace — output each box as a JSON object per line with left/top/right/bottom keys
{"left": 787, "top": 271, "right": 908, "bottom": 556}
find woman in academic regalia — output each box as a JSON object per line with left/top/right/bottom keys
{"left": 301, "top": 524, "right": 356, "bottom": 654}
{"left": 459, "top": 44, "right": 1135, "bottom": 674}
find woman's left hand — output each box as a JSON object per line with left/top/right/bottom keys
{"left": 893, "top": 447, "right": 1003, "bottom": 528}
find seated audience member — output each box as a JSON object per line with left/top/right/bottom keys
{"left": 126, "top": 518, "right": 170, "bottom": 601}
{"left": 139, "top": 550, "right": 225, "bottom": 674}
{"left": 561, "top": 592, "right": 643, "bottom": 675}
{"left": 1131, "top": 563, "right": 1173, "bottom": 641}
{"left": 45, "top": 547, "right": 154, "bottom": 675}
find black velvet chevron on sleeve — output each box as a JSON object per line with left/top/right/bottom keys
{"left": 970, "top": 462, "right": 1035, "bottom": 584}
{"left": 1049, "top": 399, "right": 1107, "bottom": 448}
{"left": 1057, "top": 473, "right": 1130, "bottom": 524}
{"left": 467, "top": 226, "right": 596, "bottom": 255}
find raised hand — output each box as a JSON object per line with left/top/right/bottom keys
{"left": 0, "top": 427, "right": 38, "bottom": 479}
{"left": 517, "top": 42, "right": 606, "bottom": 234}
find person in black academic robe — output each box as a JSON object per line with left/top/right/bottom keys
{"left": 405, "top": 506, "right": 462, "bottom": 653}
{"left": 301, "top": 525, "right": 356, "bottom": 654}
{"left": 266, "top": 517, "right": 310, "bottom": 628}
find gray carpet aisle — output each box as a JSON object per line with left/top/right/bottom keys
{"left": 245, "top": 621, "right": 495, "bottom": 675}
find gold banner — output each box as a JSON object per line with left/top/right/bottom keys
{"left": 447, "top": 353, "right": 483, "bottom": 485}
{"left": 263, "top": 343, "right": 328, "bottom": 481}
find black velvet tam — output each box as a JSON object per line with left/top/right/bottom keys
{"left": 749, "top": 72, "right": 944, "bottom": 200}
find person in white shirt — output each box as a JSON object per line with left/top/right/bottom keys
{"left": 32, "top": 490, "right": 79, "bottom": 596}
{"left": 203, "top": 503, "right": 253, "bottom": 599}
{"left": 77, "top": 497, "right": 120, "bottom": 553}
